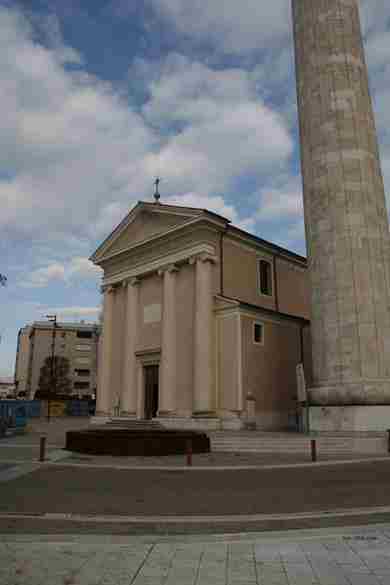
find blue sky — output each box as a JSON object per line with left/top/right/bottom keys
{"left": 1, "top": 0, "right": 390, "bottom": 377}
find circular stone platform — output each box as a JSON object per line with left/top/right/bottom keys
{"left": 65, "top": 428, "right": 210, "bottom": 456}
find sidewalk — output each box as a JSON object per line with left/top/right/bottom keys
{"left": 2, "top": 524, "right": 390, "bottom": 584}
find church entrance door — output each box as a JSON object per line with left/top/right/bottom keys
{"left": 144, "top": 365, "right": 159, "bottom": 419}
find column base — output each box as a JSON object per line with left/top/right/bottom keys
{"left": 192, "top": 411, "right": 218, "bottom": 418}
{"left": 309, "top": 379, "right": 390, "bottom": 405}
{"left": 119, "top": 411, "right": 137, "bottom": 417}
{"left": 308, "top": 405, "right": 390, "bottom": 431}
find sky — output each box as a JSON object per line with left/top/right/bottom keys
{"left": 1, "top": 0, "right": 390, "bottom": 377}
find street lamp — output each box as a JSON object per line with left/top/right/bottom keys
{"left": 45, "top": 314, "right": 57, "bottom": 422}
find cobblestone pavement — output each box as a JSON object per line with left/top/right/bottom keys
{"left": 2, "top": 524, "right": 390, "bottom": 584}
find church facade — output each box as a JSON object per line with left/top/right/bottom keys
{"left": 91, "top": 200, "right": 312, "bottom": 430}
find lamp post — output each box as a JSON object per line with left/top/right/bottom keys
{"left": 45, "top": 314, "right": 57, "bottom": 422}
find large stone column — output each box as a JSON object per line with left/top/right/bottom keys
{"left": 292, "top": 0, "right": 390, "bottom": 407}
{"left": 158, "top": 264, "right": 179, "bottom": 415}
{"left": 96, "top": 286, "right": 115, "bottom": 415}
{"left": 121, "top": 277, "right": 140, "bottom": 416}
{"left": 191, "top": 254, "right": 216, "bottom": 414}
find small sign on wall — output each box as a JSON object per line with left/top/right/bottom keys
{"left": 143, "top": 304, "right": 161, "bottom": 324}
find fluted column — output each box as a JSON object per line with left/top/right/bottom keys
{"left": 158, "top": 264, "right": 179, "bottom": 415}
{"left": 191, "top": 254, "right": 216, "bottom": 414}
{"left": 121, "top": 277, "right": 140, "bottom": 415}
{"left": 96, "top": 286, "right": 115, "bottom": 415}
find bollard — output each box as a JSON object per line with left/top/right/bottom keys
{"left": 186, "top": 439, "right": 192, "bottom": 466}
{"left": 387, "top": 430, "right": 390, "bottom": 454}
{"left": 311, "top": 438, "right": 317, "bottom": 462}
{"left": 39, "top": 435, "right": 46, "bottom": 462}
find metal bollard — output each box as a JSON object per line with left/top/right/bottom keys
{"left": 39, "top": 435, "right": 46, "bottom": 462}
{"left": 186, "top": 439, "right": 192, "bottom": 466}
{"left": 311, "top": 438, "right": 317, "bottom": 462}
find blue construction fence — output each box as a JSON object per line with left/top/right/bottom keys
{"left": 0, "top": 399, "right": 96, "bottom": 424}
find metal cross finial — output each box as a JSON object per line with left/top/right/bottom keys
{"left": 153, "top": 177, "right": 161, "bottom": 203}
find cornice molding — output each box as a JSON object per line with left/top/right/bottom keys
{"left": 102, "top": 243, "right": 215, "bottom": 286}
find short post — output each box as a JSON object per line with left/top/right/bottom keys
{"left": 39, "top": 435, "right": 46, "bottom": 462}
{"left": 186, "top": 439, "right": 192, "bottom": 466}
{"left": 311, "top": 438, "right": 317, "bottom": 462}
{"left": 387, "top": 429, "right": 390, "bottom": 453}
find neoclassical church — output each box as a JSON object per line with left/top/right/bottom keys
{"left": 91, "top": 199, "right": 312, "bottom": 430}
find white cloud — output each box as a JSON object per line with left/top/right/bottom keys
{"left": 257, "top": 178, "right": 303, "bottom": 220}
{"left": 148, "top": 0, "right": 291, "bottom": 54}
{"left": 166, "top": 191, "right": 255, "bottom": 231}
{"left": 139, "top": 54, "right": 293, "bottom": 196}
{"left": 21, "top": 257, "right": 102, "bottom": 288}
{"left": 42, "top": 306, "right": 101, "bottom": 319}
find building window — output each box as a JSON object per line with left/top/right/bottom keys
{"left": 74, "top": 381, "right": 90, "bottom": 390}
{"left": 75, "top": 344, "right": 91, "bottom": 351}
{"left": 77, "top": 331, "right": 92, "bottom": 339}
{"left": 253, "top": 322, "right": 264, "bottom": 345}
{"left": 76, "top": 357, "right": 90, "bottom": 365}
{"left": 74, "top": 369, "right": 90, "bottom": 377}
{"left": 258, "top": 259, "right": 273, "bottom": 296}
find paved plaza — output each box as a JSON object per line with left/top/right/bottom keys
{"left": 2, "top": 524, "right": 390, "bottom": 584}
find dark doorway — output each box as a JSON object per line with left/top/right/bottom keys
{"left": 144, "top": 365, "right": 159, "bottom": 419}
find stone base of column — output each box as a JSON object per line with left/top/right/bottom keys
{"left": 308, "top": 405, "right": 390, "bottom": 432}
{"left": 192, "top": 411, "right": 218, "bottom": 418}
{"left": 155, "top": 415, "right": 221, "bottom": 431}
{"left": 119, "top": 411, "right": 137, "bottom": 417}
{"left": 309, "top": 380, "right": 390, "bottom": 405}
{"left": 157, "top": 410, "right": 176, "bottom": 417}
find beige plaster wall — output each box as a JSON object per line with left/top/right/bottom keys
{"left": 137, "top": 273, "right": 162, "bottom": 352}
{"left": 223, "top": 237, "right": 309, "bottom": 320}
{"left": 275, "top": 258, "right": 310, "bottom": 319}
{"left": 223, "top": 239, "right": 276, "bottom": 310}
{"left": 217, "top": 314, "right": 239, "bottom": 412}
{"left": 175, "top": 263, "right": 195, "bottom": 413}
{"left": 241, "top": 314, "right": 301, "bottom": 429}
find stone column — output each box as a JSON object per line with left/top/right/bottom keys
{"left": 121, "top": 277, "right": 140, "bottom": 416}
{"left": 96, "top": 286, "right": 115, "bottom": 415}
{"left": 292, "top": 0, "right": 390, "bottom": 406}
{"left": 191, "top": 254, "right": 216, "bottom": 414}
{"left": 158, "top": 264, "right": 179, "bottom": 415}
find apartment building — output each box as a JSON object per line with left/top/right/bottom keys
{"left": 15, "top": 321, "right": 100, "bottom": 399}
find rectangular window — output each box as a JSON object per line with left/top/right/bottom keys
{"left": 253, "top": 322, "right": 264, "bottom": 345}
{"left": 75, "top": 344, "right": 91, "bottom": 351}
{"left": 258, "top": 259, "right": 273, "bottom": 296}
{"left": 74, "top": 369, "right": 90, "bottom": 377}
{"left": 74, "top": 381, "right": 90, "bottom": 390}
{"left": 77, "top": 331, "right": 92, "bottom": 339}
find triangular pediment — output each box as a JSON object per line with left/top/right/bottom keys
{"left": 91, "top": 202, "right": 210, "bottom": 263}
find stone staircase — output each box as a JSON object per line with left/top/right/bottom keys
{"left": 104, "top": 418, "right": 165, "bottom": 431}
{"left": 207, "top": 431, "right": 388, "bottom": 456}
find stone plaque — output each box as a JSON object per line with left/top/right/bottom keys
{"left": 143, "top": 304, "right": 161, "bottom": 324}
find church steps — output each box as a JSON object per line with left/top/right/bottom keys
{"left": 207, "top": 432, "right": 387, "bottom": 455}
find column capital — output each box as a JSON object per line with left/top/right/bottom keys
{"left": 122, "top": 276, "right": 141, "bottom": 288}
{"left": 100, "top": 285, "right": 115, "bottom": 294}
{"left": 189, "top": 253, "right": 218, "bottom": 265}
{"left": 157, "top": 263, "right": 180, "bottom": 277}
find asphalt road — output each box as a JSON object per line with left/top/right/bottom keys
{"left": 0, "top": 460, "right": 389, "bottom": 517}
